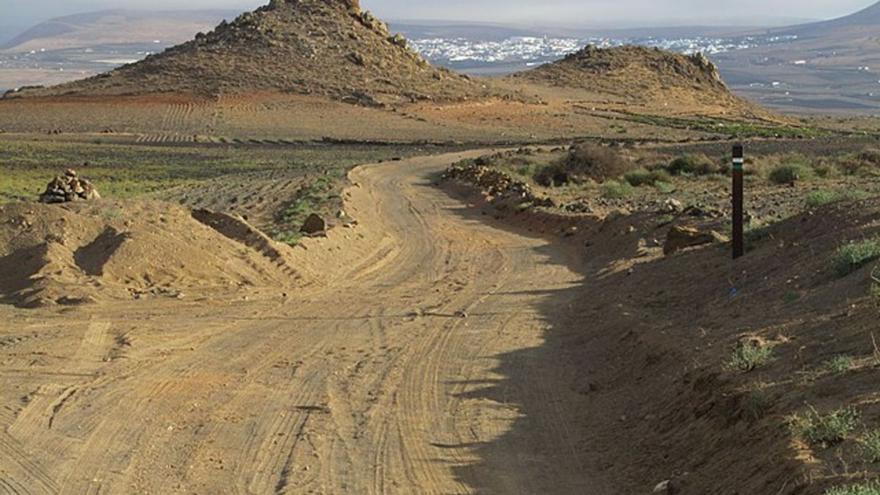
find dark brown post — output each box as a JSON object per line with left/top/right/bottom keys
{"left": 732, "top": 144, "right": 745, "bottom": 259}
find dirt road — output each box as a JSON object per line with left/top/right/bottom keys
{"left": 0, "top": 152, "right": 613, "bottom": 494}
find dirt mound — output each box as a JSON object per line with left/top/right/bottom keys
{"left": 6, "top": 0, "right": 499, "bottom": 105}
{"left": 0, "top": 200, "right": 300, "bottom": 308}
{"left": 512, "top": 45, "right": 754, "bottom": 113}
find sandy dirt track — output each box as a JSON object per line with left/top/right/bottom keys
{"left": 0, "top": 152, "right": 613, "bottom": 494}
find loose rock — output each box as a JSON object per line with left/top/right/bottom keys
{"left": 300, "top": 213, "right": 327, "bottom": 235}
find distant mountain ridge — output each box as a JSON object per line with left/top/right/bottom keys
{"left": 712, "top": 1, "right": 880, "bottom": 113}
{"left": 777, "top": 1, "right": 880, "bottom": 36}
{"left": 1, "top": 9, "right": 241, "bottom": 52}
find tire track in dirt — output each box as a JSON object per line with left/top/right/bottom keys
{"left": 0, "top": 150, "right": 607, "bottom": 493}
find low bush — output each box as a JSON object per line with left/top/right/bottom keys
{"left": 624, "top": 168, "right": 671, "bottom": 187}
{"left": 806, "top": 190, "right": 870, "bottom": 207}
{"left": 832, "top": 237, "right": 880, "bottom": 276}
{"left": 534, "top": 163, "right": 570, "bottom": 187}
{"left": 666, "top": 153, "right": 721, "bottom": 176}
{"left": 726, "top": 341, "right": 773, "bottom": 372}
{"left": 535, "top": 144, "right": 632, "bottom": 186}
{"left": 824, "top": 355, "right": 855, "bottom": 374}
{"left": 600, "top": 180, "right": 634, "bottom": 199}
{"left": 565, "top": 144, "right": 633, "bottom": 182}
{"left": 769, "top": 162, "right": 814, "bottom": 184}
{"left": 789, "top": 406, "right": 859, "bottom": 448}
{"left": 861, "top": 429, "right": 880, "bottom": 463}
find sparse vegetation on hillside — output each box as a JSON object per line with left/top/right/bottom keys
{"left": 768, "top": 162, "right": 814, "bottom": 184}
{"left": 789, "top": 406, "right": 860, "bottom": 448}
{"left": 623, "top": 168, "right": 670, "bottom": 187}
{"left": 826, "top": 481, "right": 880, "bottom": 495}
{"left": 833, "top": 238, "right": 880, "bottom": 276}
{"left": 860, "top": 429, "right": 880, "bottom": 463}
{"left": 824, "top": 355, "right": 856, "bottom": 374}
{"left": 807, "top": 190, "right": 870, "bottom": 207}
{"left": 665, "top": 153, "right": 721, "bottom": 176}
{"left": 726, "top": 340, "right": 773, "bottom": 372}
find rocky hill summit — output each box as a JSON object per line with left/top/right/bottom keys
{"left": 7, "top": 0, "right": 498, "bottom": 105}
{"left": 512, "top": 45, "right": 743, "bottom": 109}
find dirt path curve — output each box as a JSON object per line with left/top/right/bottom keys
{"left": 0, "top": 152, "right": 614, "bottom": 494}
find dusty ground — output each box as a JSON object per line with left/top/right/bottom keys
{"left": 0, "top": 151, "right": 619, "bottom": 493}
{"left": 5, "top": 146, "right": 880, "bottom": 494}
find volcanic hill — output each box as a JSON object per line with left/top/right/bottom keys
{"left": 512, "top": 45, "right": 763, "bottom": 116}
{"left": 7, "top": 0, "right": 496, "bottom": 105}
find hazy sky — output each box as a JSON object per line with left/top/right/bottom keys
{"left": 0, "top": 0, "right": 876, "bottom": 27}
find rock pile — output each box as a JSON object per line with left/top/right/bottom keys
{"left": 39, "top": 169, "right": 101, "bottom": 204}
{"left": 443, "top": 160, "right": 553, "bottom": 207}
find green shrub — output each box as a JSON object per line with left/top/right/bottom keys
{"left": 833, "top": 237, "right": 880, "bottom": 276}
{"left": 861, "top": 429, "right": 880, "bottom": 463}
{"left": 655, "top": 181, "right": 676, "bottom": 194}
{"left": 806, "top": 190, "right": 870, "bottom": 207}
{"left": 726, "top": 341, "right": 773, "bottom": 372}
{"left": 624, "top": 168, "right": 671, "bottom": 187}
{"left": 601, "top": 180, "right": 634, "bottom": 199}
{"left": 667, "top": 153, "right": 721, "bottom": 176}
{"left": 826, "top": 481, "right": 880, "bottom": 495}
{"left": 806, "top": 190, "right": 839, "bottom": 207}
{"left": 789, "top": 406, "right": 859, "bottom": 448}
{"left": 769, "top": 163, "right": 814, "bottom": 184}
{"left": 824, "top": 355, "right": 855, "bottom": 374}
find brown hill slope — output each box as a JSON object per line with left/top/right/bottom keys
{"left": 511, "top": 45, "right": 763, "bottom": 117}
{"left": 7, "top": 0, "right": 495, "bottom": 105}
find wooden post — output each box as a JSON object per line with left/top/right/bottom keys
{"left": 732, "top": 144, "right": 744, "bottom": 259}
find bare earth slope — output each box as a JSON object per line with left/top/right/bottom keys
{"left": 7, "top": 0, "right": 495, "bottom": 105}
{"left": 0, "top": 200, "right": 301, "bottom": 308}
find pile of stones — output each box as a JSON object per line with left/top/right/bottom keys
{"left": 39, "top": 169, "right": 101, "bottom": 204}
{"left": 443, "top": 160, "right": 553, "bottom": 207}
